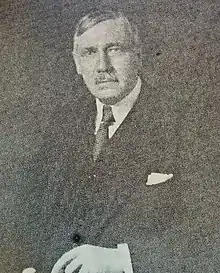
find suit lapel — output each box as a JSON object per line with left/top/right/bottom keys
{"left": 65, "top": 81, "right": 180, "bottom": 181}
{"left": 98, "top": 83, "right": 176, "bottom": 167}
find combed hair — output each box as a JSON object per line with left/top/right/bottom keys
{"left": 73, "top": 9, "right": 141, "bottom": 53}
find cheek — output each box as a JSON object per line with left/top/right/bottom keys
{"left": 80, "top": 59, "right": 97, "bottom": 76}
{"left": 112, "top": 55, "right": 138, "bottom": 78}
{"left": 81, "top": 67, "right": 94, "bottom": 77}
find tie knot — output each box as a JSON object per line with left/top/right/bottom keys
{"left": 102, "top": 105, "right": 115, "bottom": 124}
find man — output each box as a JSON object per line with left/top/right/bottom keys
{"left": 48, "top": 10, "right": 217, "bottom": 273}
{"left": 51, "top": 10, "right": 144, "bottom": 273}
{"left": 2, "top": 9, "right": 218, "bottom": 273}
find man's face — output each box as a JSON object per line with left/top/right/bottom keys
{"left": 74, "top": 18, "right": 140, "bottom": 104}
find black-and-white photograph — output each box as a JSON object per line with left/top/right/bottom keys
{"left": 1, "top": 0, "right": 219, "bottom": 272}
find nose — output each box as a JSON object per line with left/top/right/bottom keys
{"left": 97, "top": 51, "right": 111, "bottom": 72}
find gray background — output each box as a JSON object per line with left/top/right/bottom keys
{"left": 1, "top": 0, "right": 219, "bottom": 190}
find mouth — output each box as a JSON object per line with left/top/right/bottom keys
{"left": 96, "top": 80, "right": 118, "bottom": 84}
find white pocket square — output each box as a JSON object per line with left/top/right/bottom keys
{"left": 22, "top": 268, "right": 36, "bottom": 273}
{"left": 146, "top": 172, "right": 173, "bottom": 185}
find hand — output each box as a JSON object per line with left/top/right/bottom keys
{"left": 51, "top": 244, "right": 125, "bottom": 273}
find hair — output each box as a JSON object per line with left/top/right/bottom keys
{"left": 73, "top": 9, "right": 141, "bottom": 54}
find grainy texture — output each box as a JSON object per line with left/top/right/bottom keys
{"left": 1, "top": 0, "right": 220, "bottom": 272}
{"left": 1, "top": 0, "right": 219, "bottom": 160}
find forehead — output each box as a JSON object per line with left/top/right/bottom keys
{"left": 75, "top": 18, "right": 132, "bottom": 48}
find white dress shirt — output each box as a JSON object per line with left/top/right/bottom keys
{"left": 95, "top": 77, "right": 142, "bottom": 138}
{"left": 94, "top": 78, "right": 141, "bottom": 273}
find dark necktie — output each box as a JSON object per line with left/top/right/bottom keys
{"left": 93, "top": 105, "right": 115, "bottom": 162}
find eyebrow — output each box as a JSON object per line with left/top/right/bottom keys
{"left": 105, "top": 42, "right": 124, "bottom": 48}
{"left": 80, "top": 42, "right": 126, "bottom": 52}
{"left": 80, "top": 46, "right": 97, "bottom": 52}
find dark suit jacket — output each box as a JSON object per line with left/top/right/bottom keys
{"left": 1, "top": 81, "right": 219, "bottom": 273}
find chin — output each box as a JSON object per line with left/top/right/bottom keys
{"left": 93, "top": 89, "right": 119, "bottom": 104}
{"left": 98, "top": 95, "right": 123, "bottom": 105}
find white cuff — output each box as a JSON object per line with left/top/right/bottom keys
{"left": 117, "top": 243, "right": 133, "bottom": 273}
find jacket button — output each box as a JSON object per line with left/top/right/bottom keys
{"left": 72, "top": 233, "right": 81, "bottom": 244}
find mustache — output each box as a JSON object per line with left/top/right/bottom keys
{"left": 95, "top": 73, "right": 118, "bottom": 84}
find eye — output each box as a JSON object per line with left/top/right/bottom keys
{"left": 87, "top": 48, "right": 97, "bottom": 55}
{"left": 81, "top": 48, "right": 97, "bottom": 57}
{"left": 108, "top": 46, "right": 122, "bottom": 53}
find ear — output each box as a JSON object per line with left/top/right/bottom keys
{"left": 72, "top": 51, "right": 82, "bottom": 75}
